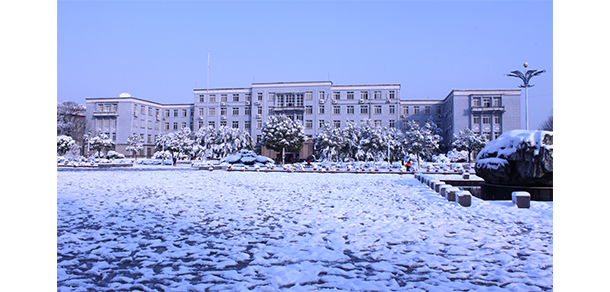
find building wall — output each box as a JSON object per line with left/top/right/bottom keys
{"left": 84, "top": 83, "right": 521, "bottom": 158}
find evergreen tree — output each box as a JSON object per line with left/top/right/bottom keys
{"left": 451, "top": 128, "right": 487, "bottom": 162}
{"left": 89, "top": 133, "right": 114, "bottom": 158}
{"left": 261, "top": 114, "right": 306, "bottom": 165}
{"left": 125, "top": 134, "right": 144, "bottom": 162}
{"left": 404, "top": 121, "right": 443, "bottom": 168}
{"left": 57, "top": 135, "right": 79, "bottom": 156}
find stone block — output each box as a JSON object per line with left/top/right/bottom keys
{"left": 446, "top": 187, "right": 460, "bottom": 202}
{"left": 434, "top": 181, "right": 446, "bottom": 192}
{"left": 514, "top": 192, "right": 531, "bottom": 208}
{"left": 512, "top": 191, "right": 529, "bottom": 204}
{"left": 457, "top": 191, "right": 472, "bottom": 207}
{"left": 440, "top": 185, "right": 452, "bottom": 197}
{"left": 429, "top": 180, "right": 439, "bottom": 189}
{"left": 462, "top": 172, "right": 470, "bottom": 179}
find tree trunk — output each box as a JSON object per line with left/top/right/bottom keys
{"left": 282, "top": 147, "right": 285, "bottom": 166}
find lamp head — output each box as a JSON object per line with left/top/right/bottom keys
{"left": 523, "top": 62, "right": 529, "bottom": 68}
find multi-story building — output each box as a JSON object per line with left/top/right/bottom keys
{"left": 85, "top": 82, "right": 521, "bottom": 159}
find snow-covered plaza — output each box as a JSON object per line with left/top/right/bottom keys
{"left": 57, "top": 169, "right": 553, "bottom": 291}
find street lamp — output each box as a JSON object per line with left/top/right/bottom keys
{"left": 506, "top": 62, "right": 545, "bottom": 130}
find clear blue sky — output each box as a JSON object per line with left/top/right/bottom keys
{"left": 58, "top": 0, "right": 553, "bottom": 129}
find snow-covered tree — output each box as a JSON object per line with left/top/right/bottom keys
{"left": 194, "top": 126, "right": 254, "bottom": 160}
{"left": 451, "top": 128, "right": 488, "bottom": 162}
{"left": 125, "top": 134, "right": 144, "bottom": 162}
{"left": 57, "top": 135, "right": 79, "bottom": 156}
{"left": 261, "top": 114, "right": 306, "bottom": 165}
{"left": 155, "top": 127, "right": 195, "bottom": 164}
{"left": 314, "top": 122, "right": 345, "bottom": 162}
{"left": 539, "top": 113, "right": 553, "bottom": 131}
{"left": 57, "top": 101, "right": 86, "bottom": 138}
{"left": 88, "top": 133, "right": 114, "bottom": 158}
{"left": 404, "top": 121, "right": 443, "bottom": 168}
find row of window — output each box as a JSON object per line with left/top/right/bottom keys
{"left": 473, "top": 115, "right": 502, "bottom": 125}
{"left": 472, "top": 97, "right": 502, "bottom": 107}
{"left": 193, "top": 105, "right": 444, "bottom": 117}
{"left": 197, "top": 90, "right": 397, "bottom": 103}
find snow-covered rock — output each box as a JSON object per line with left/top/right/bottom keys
{"left": 475, "top": 130, "right": 553, "bottom": 186}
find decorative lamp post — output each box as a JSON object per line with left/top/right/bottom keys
{"left": 506, "top": 63, "right": 545, "bottom": 130}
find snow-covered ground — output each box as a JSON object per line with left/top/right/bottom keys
{"left": 57, "top": 169, "right": 552, "bottom": 291}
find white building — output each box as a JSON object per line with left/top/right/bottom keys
{"left": 85, "top": 82, "right": 521, "bottom": 159}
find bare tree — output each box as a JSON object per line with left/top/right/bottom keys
{"left": 539, "top": 114, "right": 553, "bottom": 131}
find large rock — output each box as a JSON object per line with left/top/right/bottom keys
{"left": 475, "top": 130, "right": 552, "bottom": 186}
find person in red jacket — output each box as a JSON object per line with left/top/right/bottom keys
{"left": 406, "top": 159, "right": 412, "bottom": 171}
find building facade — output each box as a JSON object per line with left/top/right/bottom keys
{"left": 85, "top": 82, "right": 521, "bottom": 158}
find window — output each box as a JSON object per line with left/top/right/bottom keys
{"left": 141, "top": 106, "right": 145, "bottom": 115}
{"left": 374, "top": 91, "right": 381, "bottom": 99}
{"left": 258, "top": 93, "right": 263, "bottom": 101}
{"left": 374, "top": 105, "right": 382, "bottom": 114}
{"left": 296, "top": 93, "right": 304, "bottom": 107}
{"left": 333, "top": 92, "right": 340, "bottom": 100}
{"left": 140, "top": 119, "right": 145, "bottom": 129}
{"left": 268, "top": 107, "right": 274, "bottom": 115}
{"left": 333, "top": 106, "right": 341, "bottom": 114}
{"left": 306, "top": 106, "right": 313, "bottom": 115}
{"left": 164, "top": 122, "right": 170, "bottom": 130}
{"left": 319, "top": 120, "right": 325, "bottom": 128}
{"left": 473, "top": 115, "right": 480, "bottom": 124}
{"left": 155, "top": 121, "right": 159, "bottom": 130}
{"left": 305, "top": 92, "right": 313, "bottom": 100}
{"left": 361, "top": 91, "right": 368, "bottom": 100}
{"left": 209, "top": 121, "right": 215, "bottom": 128}
{"left": 199, "top": 121, "right": 203, "bottom": 128}
{"left": 173, "top": 110, "right": 179, "bottom": 117}
{"left": 360, "top": 106, "right": 368, "bottom": 114}
{"left": 296, "top": 114, "right": 303, "bottom": 121}
{"left": 319, "top": 106, "right": 325, "bottom": 114}
{"left": 436, "top": 106, "right": 442, "bottom": 115}
{"left": 181, "top": 122, "right": 187, "bottom": 129}
{"left": 245, "top": 121, "right": 251, "bottom": 130}
{"left": 182, "top": 109, "right": 187, "bottom": 117}
{"left": 305, "top": 120, "right": 313, "bottom": 129}
{"left": 319, "top": 91, "right": 325, "bottom": 100}
{"left": 389, "top": 120, "right": 395, "bottom": 128}
{"left": 232, "top": 121, "right": 239, "bottom": 129}
{"left": 347, "top": 92, "right": 354, "bottom": 100}
{"left": 483, "top": 97, "right": 491, "bottom": 107}
{"left": 472, "top": 97, "right": 481, "bottom": 107}
{"left": 403, "top": 106, "right": 409, "bottom": 115}
{"left": 389, "top": 91, "right": 395, "bottom": 99}
{"left": 347, "top": 106, "right": 354, "bottom": 114}
{"left": 256, "top": 120, "right": 262, "bottom": 129}
{"left": 245, "top": 94, "right": 251, "bottom": 101}
{"left": 209, "top": 108, "right": 215, "bottom": 116}
{"left": 148, "top": 120, "right": 152, "bottom": 129}
{"left": 268, "top": 93, "right": 274, "bottom": 101}
{"left": 232, "top": 107, "right": 239, "bottom": 115}
{"left": 333, "top": 120, "right": 341, "bottom": 128}
{"left": 233, "top": 94, "right": 240, "bottom": 102}
{"left": 113, "top": 104, "right": 118, "bottom": 112}
{"left": 413, "top": 106, "right": 420, "bottom": 114}
{"left": 99, "top": 104, "right": 104, "bottom": 112}
{"left": 155, "top": 108, "right": 159, "bottom": 116}
{"left": 425, "top": 106, "right": 431, "bottom": 115}
{"left": 483, "top": 116, "right": 491, "bottom": 124}
{"left": 494, "top": 115, "right": 501, "bottom": 124}
{"left": 199, "top": 108, "right": 205, "bottom": 116}
{"left": 374, "top": 120, "right": 382, "bottom": 127}
{"left": 257, "top": 106, "right": 263, "bottom": 115}
{"left": 209, "top": 95, "right": 216, "bottom": 103}
{"left": 245, "top": 107, "right": 251, "bottom": 115}
{"left": 256, "top": 135, "right": 262, "bottom": 143}
{"left": 221, "top": 94, "right": 227, "bottom": 102}
{"left": 173, "top": 122, "right": 178, "bottom": 130}
{"left": 149, "top": 107, "right": 153, "bottom": 116}
{"left": 199, "top": 95, "right": 205, "bottom": 102}
{"left": 493, "top": 97, "right": 502, "bottom": 107}
{"left": 220, "top": 121, "right": 227, "bottom": 127}
{"left": 165, "top": 110, "right": 170, "bottom": 117}
{"left": 220, "top": 108, "right": 227, "bottom": 116}
{"left": 389, "top": 105, "right": 395, "bottom": 114}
